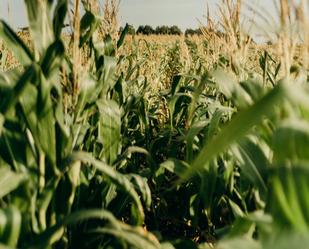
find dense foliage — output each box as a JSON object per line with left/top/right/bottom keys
{"left": 122, "top": 24, "right": 201, "bottom": 36}
{"left": 126, "top": 25, "right": 184, "bottom": 36}
{"left": 1, "top": 1, "right": 309, "bottom": 249}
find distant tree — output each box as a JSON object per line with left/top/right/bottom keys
{"left": 169, "top": 25, "right": 182, "bottom": 35}
{"left": 136, "top": 25, "right": 144, "bottom": 34}
{"left": 143, "top": 25, "right": 154, "bottom": 35}
{"left": 135, "top": 25, "right": 183, "bottom": 36}
{"left": 155, "top": 26, "right": 161, "bottom": 34}
{"left": 185, "top": 28, "right": 202, "bottom": 36}
{"left": 155, "top": 25, "right": 170, "bottom": 35}
{"left": 136, "top": 25, "right": 155, "bottom": 35}
{"left": 185, "top": 28, "right": 194, "bottom": 36}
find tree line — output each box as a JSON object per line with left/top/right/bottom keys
{"left": 119, "top": 25, "right": 203, "bottom": 36}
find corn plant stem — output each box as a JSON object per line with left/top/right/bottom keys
{"left": 72, "top": 0, "right": 81, "bottom": 106}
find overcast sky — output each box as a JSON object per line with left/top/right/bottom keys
{"left": 0, "top": 0, "right": 276, "bottom": 30}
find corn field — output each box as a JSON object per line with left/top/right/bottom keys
{"left": 1, "top": 0, "right": 309, "bottom": 248}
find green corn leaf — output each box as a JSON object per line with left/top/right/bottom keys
{"left": 80, "top": 10, "right": 98, "bottom": 47}
{"left": 89, "top": 226, "right": 161, "bottom": 249}
{"left": 93, "top": 54, "right": 118, "bottom": 97}
{"left": 115, "top": 146, "right": 154, "bottom": 172}
{"left": 171, "top": 75, "right": 182, "bottom": 96}
{"left": 97, "top": 99, "right": 121, "bottom": 165}
{"left": 186, "top": 121, "right": 209, "bottom": 162}
{"left": 36, "top": 177, "right": 61, "bottom": 232}
{"left": 34, "top": 209, "right": 160, "bottom": 249}
{"left": 198, "top": 161, "right": 218, "bottom": 210}
{"left": 216, "top": 238, "right": 261, "bottom": 249}
{"left": 207, "top": 108, "right": 231, "bottom": 140}
{"left": 40, "top": 40, "right": 65, "bottom": 77}
{"left": 0, "top": 20, "right": 33, "bottom": 65}
{"left": 168, "top": 93, "right": 191, "bottom": 129}
{"left": 180, "top": 83, "right": 288, "bottom": 181}
{"left": 117, "top": 23, "right": 129, "bottom": 49}
{"left": 263, "top": 232, "right": 309, "bottom": 249}
{"left": 217, "top": 233, "right": 309, "bottom": 249}
{"left": 0, "top": 114, "right": 4, "bottom": 134}
{"left": 234, "top": 138, "right": 268, "bottom": 193}
{"left": 104, "top": 35, "right": 116, "bottom": 57}
{"left": 52, "top": 0, "right": 68, "bottom": 38}
{"left": 169, "top": 239, "right": 199, "bottom": 249}
{"left": 0, "top": 68, "right": 23, "bottom": 90}
{"left": 24, "top": 0, "right": 54, "bottom": 56}
{"left": 31, "top": 209, "right": 121, "bottom": 247}
{"left": 269, "top": 166, "right": 309, "bottom": 232}
{"left": 101, "top": 56, "right": 118, "bottom": 94}
{"left": 160, "top": 159, "right": 190, "bottom": 177}
{"left": 74, "top": 75, "right": 97, "bottom": 119}
{"left": 0, "top": 168, "right": 27, "bottom": 198}
{"left": 128, "top": 174, "right": 152, "bottom": 209}
{"left": 0, "top": 243, "right": 14, "bottom": 249}
{"left": 213, "top": 69, "right": 253, "bottom": 108}
{"left": 272, "top": 119, "right": 309, "bottom": 163}
{"left": 0, "top": 64, "right": 36, "bottom": 116}
{"left": 0, "top": 207, "right": 21, "bottom": 247}
{"left": 0, "top": 124, "right": 30, "bottom": 171}
{"left": 19, "top": 70, "right": 57, "bottom": 167}
{"left": 228, "top": 199, "right": 246, "bottom": 218}
{"left": 67, "top": 160, "right": 81, "bottom": 210}
{"left": 70, "top": 152, "right": 145, "bottom": 225}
